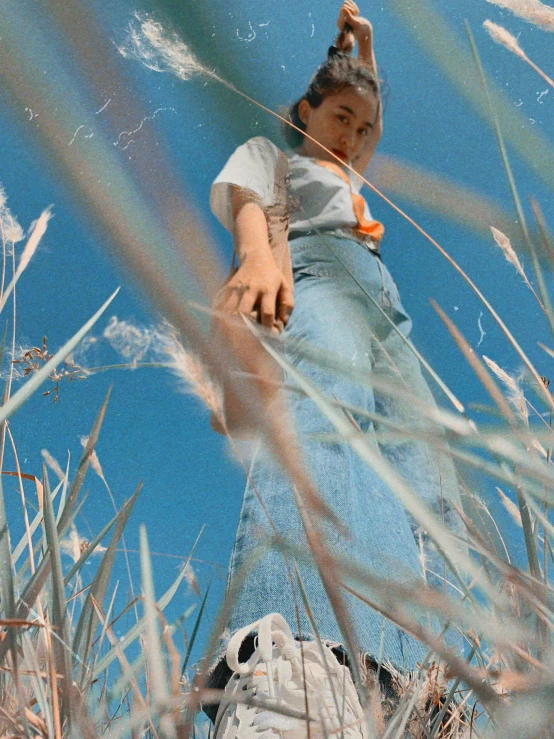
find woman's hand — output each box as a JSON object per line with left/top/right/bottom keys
{"left": 221, "top": 187, "right": 294, "bottom": 333}
{"left": 336, "top": 1, "right": 374, "bottom": 65}
{"left": 217, "top": 254, "right": 293, "bottom": 334}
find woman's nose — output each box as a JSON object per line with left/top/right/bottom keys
{"left": 340, "top": 130, "right": 357, "bottom": 154}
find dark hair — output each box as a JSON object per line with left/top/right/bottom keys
{"left": 280, "top": 50, "right": 381, "bottom": 150}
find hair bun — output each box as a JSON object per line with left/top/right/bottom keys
{"left": 331, "top": 26, "right": 355, "bottom": 57}
{"left": 327, "top": 45, "right": 347, "bottom": 59}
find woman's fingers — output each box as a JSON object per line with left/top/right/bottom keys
{"left": 337, "top": 0, "right": 359, "bottom": 29}
{"left": 237, "top": 289, "right": 258, "bottom": 318}
{"left": 217, "top": 269, "right": 290, "bottom": 333}
{"left": 259, "top": 291, "right": 277, "bottom": 329}
{"left": 277, "top": 280, "right": 294, "bottom": 326}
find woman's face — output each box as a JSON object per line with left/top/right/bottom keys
{"left": 297, "top": 86, "right": 378, "bottom": 166}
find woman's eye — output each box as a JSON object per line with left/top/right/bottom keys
{"left": 337, "top": 115, "right": 348, "bottom": 123}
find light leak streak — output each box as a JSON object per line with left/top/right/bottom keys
{"left": 114, "top": 107, "right": 177, "bottom": 149}
{"left": 477, "top": 311, "right": 486, "bottom": 347}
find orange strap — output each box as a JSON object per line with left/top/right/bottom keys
{"left": 315, "top": 160, "right": 385, "bottom": 245}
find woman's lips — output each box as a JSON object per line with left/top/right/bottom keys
{"left": 332, "top": 149, "right": 348, "bottom": 162}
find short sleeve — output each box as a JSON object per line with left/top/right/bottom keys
{"left": 210, "top": 136, "right": 281, "bottom": 232}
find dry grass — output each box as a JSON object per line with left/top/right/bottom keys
{"left": 1, "top": 2, "right": 554, "bottom": 738}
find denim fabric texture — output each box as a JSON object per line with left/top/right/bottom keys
{"left": 206, "top": 234, "right": 465, "bottom": 698}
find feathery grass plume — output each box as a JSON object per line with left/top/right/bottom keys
{"left": 103, "top": 316, "right": 222, "bottom": 415}
{"left": 482, "top": 355, "right": 529, "bottom": 424}
{"left": 60, "top": 524, "right": 107, "bottom": 562}
{"left": 486, "top": 0, "right": 554, "bottom": 31}
{"left": 490, "top": 226, "right": 527, "bottom": 278}
{"left": 489, "top": 226, "right": 547, "bottom": 310}
{"left": 153, "top": 321, "right": 223, "bottom": 416}
{"left": 118, "top": 12, "right": 222, "bottom": 84}
{"left": 484, "top": 20, "right": 526, "bottom": 58}
{"left": 184, "top": 562, "right": 200, "bottom": 596}
{"left": 484, "top": 20, "right": 554, "bottom": 90}
{"left": 0, "top": 182, "right": 25, "bottom": 246}
{"left": 0, "top": 206, "right": 53, "bottom": 316}
{"left": 497, "top": 487, "right": 523, "bottom": 527}
{"left": 19, "top": 207, "right": 53, "bottom": 273}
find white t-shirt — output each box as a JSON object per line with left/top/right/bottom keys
{"left": 210, "top": 136, "right": 375, "bottom": 234}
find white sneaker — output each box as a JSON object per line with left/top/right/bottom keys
{"left": 213, "top": 613, "right": 368, "bottom": 739}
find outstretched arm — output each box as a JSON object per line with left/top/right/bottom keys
{"left": 337, "top": 1, "right": 383, "bottom": 175}
{"left": 215, "top": 186, "right": 293, "bottom": 332}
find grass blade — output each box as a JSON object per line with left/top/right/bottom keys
{"left": 180, "top": 582, "right": 211, "bottom": 677}
{"left": 103, "top": 603, "right": 196, "bottom": 710}
{"left": 0, "top": 207, "right": 52, "bottom": 316}
{"left": 92, "top": 526, "right": 204, "bottom": 678}
{"left": 63, "top": 505, "right": 123, "bottom": 586}
{"left": 139, "top": 524, "right": 167, "bottom": 704}
{"left": 430, "top": 299, "right": 517, "bottom": 425}
{"left": 0, "top": 422, "right": 18, "bottom": 686}
{"left": 55, "top": 453, "right": 70, "bottom": 526}
{"left": 57, "top": 387, "right": 112, "bottom": 535}
{"left": 465, "top": 21, "right": 554, "bottom": 341}
{"left": 42, "top": 464, "right": 73, "bottom": 727}
{"left": 72, "top": 483, "right": 141, "bottom": 680}
{"left": 11, "top": 477, "right": 63, "bottom": 566}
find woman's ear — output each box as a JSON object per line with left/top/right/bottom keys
{"left": 297, "top": 99, "right": 311, "bottom": 126}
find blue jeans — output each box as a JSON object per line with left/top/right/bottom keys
{"left": 206, "top": 234, "right": 465, "bottom": 702}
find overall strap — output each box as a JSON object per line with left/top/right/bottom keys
{"left": 314, "top": 160, "right": 385, "bottom": 245}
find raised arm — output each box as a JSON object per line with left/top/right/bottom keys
{"left": 216, "top": 186, "right": 293, "bottom": 331}
{"left": 337, "top": 1, "right": 383, "bottom": 175}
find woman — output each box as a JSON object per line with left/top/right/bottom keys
{"left": 204, "top": 3, "right": 466, "bottom": 736}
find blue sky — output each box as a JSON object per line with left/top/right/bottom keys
{"left": 1, "top": 0, "right": 553, "bottom": 677}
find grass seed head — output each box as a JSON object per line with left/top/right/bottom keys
{"left": 482, "top": 355, "right": 529, "bottom": 424}
{"left": 0, "top": 181, "right": 25, "bottom": 245}
{"left": 118, "top": 12, "right": 216, "bottom": 82}
{"left": 484, "top": 20, "right": 526, "bottom": 58}
{"left": 486, "top": 0, "right": 554, "bottom": 32}
{"left": 490, "top": 226, "right": 527, "bottom": 279}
